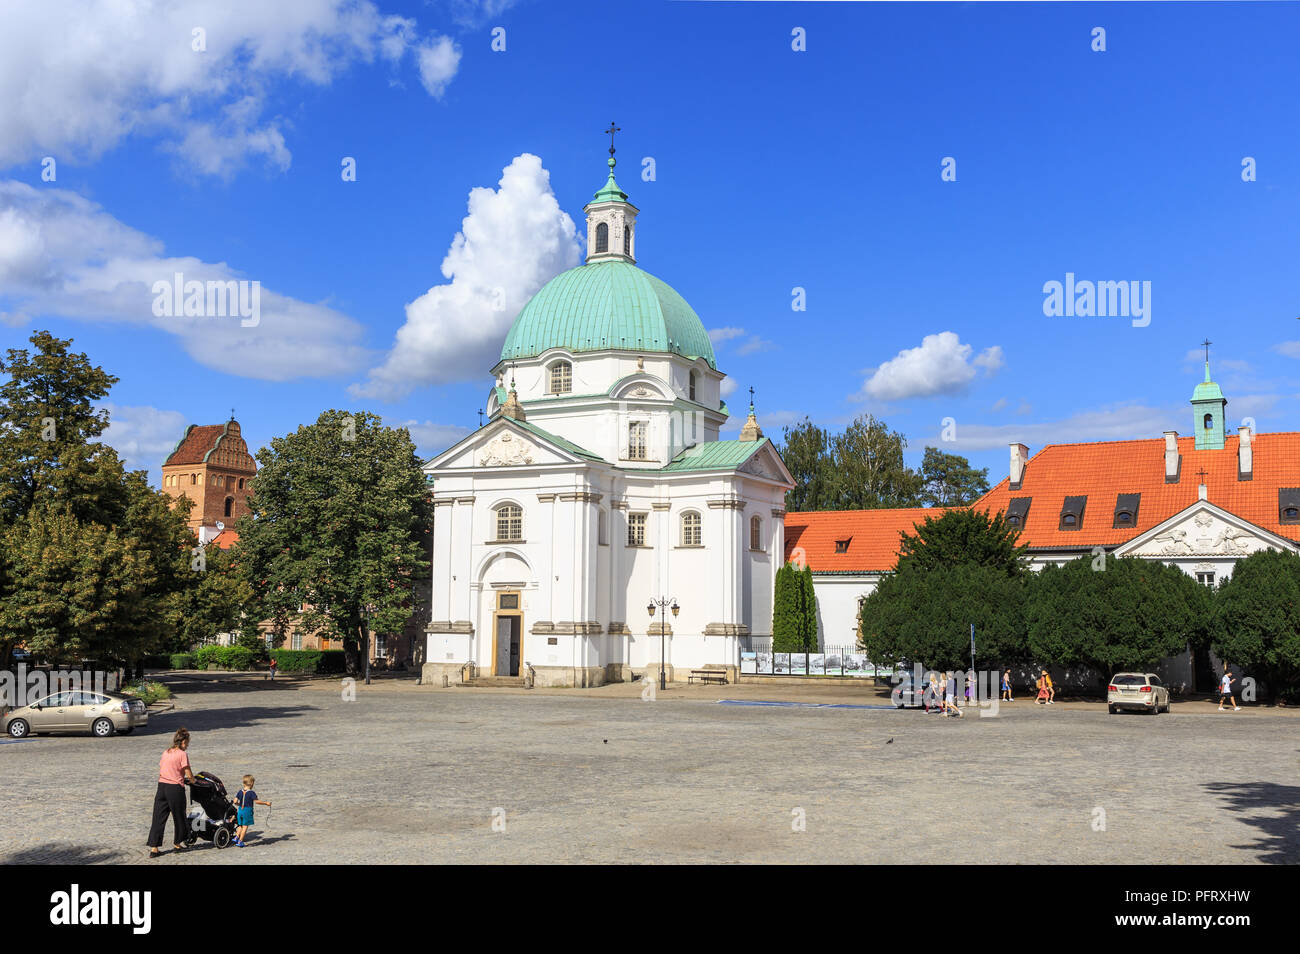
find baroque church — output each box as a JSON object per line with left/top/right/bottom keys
{"left": 421, "top": 147, "right": 794, "bottom": 687}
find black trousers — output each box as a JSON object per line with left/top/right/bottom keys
{"left": 147, "top": 783, "right": 188, "bottom": 847}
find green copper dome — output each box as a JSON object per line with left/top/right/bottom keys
{"left": 499, "top": 260, "right": 717, "bottom": 369}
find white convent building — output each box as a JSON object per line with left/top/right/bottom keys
{"left": 421, "top": 150, "right": 794, "bottom": 687}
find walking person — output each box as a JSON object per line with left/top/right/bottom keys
{"left": 1219, "top": 667, "right": 1240, "bottom": 711}
{"left": 268, "top": 655, "right": 278, "bottom": 681}
{"left": 1001, "top": 669, "right": 1013, "bottom": 702}
{"left": 1044, "top": 670, "right": 1056, "bottom": 704}
{"left": 945, "top": 671, "right": 963, "bottom": 717}
{"left": 1035, "top": 671, "right": 1049, "bottom": 704}
{"left": 147, "top": 727, "right": 196, "bottom": 858}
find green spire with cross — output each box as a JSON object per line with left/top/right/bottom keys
{"left": 1191, "top": 338, "right": 1227, "bottom": 450}
{"left": 591, "top": 120, "right": 628, "bottom": 204}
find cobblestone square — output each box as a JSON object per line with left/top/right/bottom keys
{"left": 3, "top": 676, "right": 1296, "bottom": 864}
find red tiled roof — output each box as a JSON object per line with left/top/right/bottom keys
{"left": 784, "top": 508, "right": 951, "bottom": 573}
{"left": 211, "top": 529, "right": 240, "bottom": 549}
{"left": 164, "top": 425, "right": 226, "bottom": 466}
{"left": 973, "top": 432, "right": 1300, "bottom": 549}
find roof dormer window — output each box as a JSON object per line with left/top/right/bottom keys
{"left": 1113, "top": 493, "right": 1141, "bottom": 529}
{"left": 1280, "top": 489, "right": 1300, "bottom": 525}
{"left": 1059, "top": 495, "right": 1087, "bottom": 531}
{"left": 834, "top": 538, "right": 850, "bottom": 554}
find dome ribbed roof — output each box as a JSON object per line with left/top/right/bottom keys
{"left": 499, "top": 260, "right": 716, "bottom": 369}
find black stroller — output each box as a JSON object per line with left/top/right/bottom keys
{"left": 184, "top": 771, "right": 238, "bottom": 849}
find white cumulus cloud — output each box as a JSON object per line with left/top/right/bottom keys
{"left": 0, "top": 179, "right": 371, "bottom": 380}
{"left": 353, "top": 153, "right": 581, "bottom": 400}
{"left": 0, "top": 0, "right": 458, "bottom": 175}
{"left": 861, "top": 332, "right": 1003, "bottom": 402}
{"left": 100, "top": 402, "right": 191, "bottom": 481}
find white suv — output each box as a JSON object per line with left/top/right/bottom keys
{"left": 1107, "top": 673, "right": 1170, "bottom": 715}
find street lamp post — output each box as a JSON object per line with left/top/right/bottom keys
{"left": 647, "top": 597, "right": 679, "bottom": 691}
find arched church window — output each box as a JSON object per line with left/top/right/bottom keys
{"left": 750, "top": 515, "right": 763, "bottom": 550}
{"left": 680, "top": 511, "right": 702, "bottom": 546}
{"left": 550, "top": 361, "right": 572, "bottom": 394}
{"left": 224, "top": 497, "right": 234, "bottom": 518}
{"left": 1204, "top": 413, "right": 1214, "bottom": 430}
{"left": 595, "top": 222, "right": 608, "bottom": 253}
{"left": 598, "top": 509, "right": 608, "bottom": 545}
{"left": 495, "top": 504, "right": 523, "bottom": 541}
{"left": 689, "top": 371, "right": 697, "bottom": 402}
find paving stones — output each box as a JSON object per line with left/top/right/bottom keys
{"left": 2, "top": 680, "right": 1296, "bottom": 864}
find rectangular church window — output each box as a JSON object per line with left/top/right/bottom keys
{"left": 628, "top": 421, "right": 648, "bottom": 460}
{"left": 627, "top": 512, "right": 647, "bottom": 546}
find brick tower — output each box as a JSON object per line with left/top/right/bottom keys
{"left": 161, "top": 417, "right": 257, "bottom": 543}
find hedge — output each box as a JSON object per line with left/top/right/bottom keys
{"left": 169, "top": 653, "right": 195, "bottom": 670}
{"left": 194, "top": 645, "right": 256, "bottom": 671}
{"left": 269, "top": 649, "right": 347, "bottom": 674}
{"left": 141, "top": 654, "right": 171, "bottom": 669}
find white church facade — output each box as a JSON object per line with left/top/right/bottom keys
{"left": 421, "top": 149, "right": 793, "bottom": 687}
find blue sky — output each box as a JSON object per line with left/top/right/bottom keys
{"left": 2, "top": 0, "right": 1299, "bottom": 487}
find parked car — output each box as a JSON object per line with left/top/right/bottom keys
{"left": 3, "top": 690, "right": 148, "bottom": 738}
{"left": 1107, "top": 673, "right": 1170, "bottom": 715}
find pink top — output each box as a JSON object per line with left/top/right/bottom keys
{"left": 159, "top": 747, "right": 190, "bottom": 785}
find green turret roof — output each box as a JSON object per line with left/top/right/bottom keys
{"left": 591, "top": 157, "right": 628, "bottom": 204}
{"left": 1192, "top": 362, "right": 1225, "bottom": 402}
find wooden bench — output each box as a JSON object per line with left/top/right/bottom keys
{"left": 689, "top": 667, "right": 728, "bottom": 685}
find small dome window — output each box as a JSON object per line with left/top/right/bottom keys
{"left": 623, "top": 227, "right": 630, "bottom": 256}
{"left": 1204, "top": 413, "right": 1214, "bottom": 430}
{"left": 689, "top": 371, "right": 697, "bottom": 401}
{"left": 595, "top": 222, "right": 608, "bottom": 254}
{"left": 550, "top": 360, "right": 572, "bottom": 394}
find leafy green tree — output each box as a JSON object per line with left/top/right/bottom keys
{"left": 858, "top": 563, "right": 1029, "bottom": 669}
{"left": 0, "top": 331, "right": 118, "bottom": 525}
{"left": 896, "top": 508, "right": 1028, "bottom": 576}
{"left": 0, "top": 332, "right": 194, "bottom": 666}
{"left": 828, "top": 414, "right": 921, "bottom": 510}
{"left": 778, "top": 418, "right": 835, "bottom": 512}
{"left": 919, "top": 447, "right": 990, "bottom": 507}
{"left": 1026, "top": 556, "right": 1207, "bottom": 684}
{"left": 162, "top": 541, "right": 255, "bottom": 653}
{"left": 798, "top": 563, "right": 818, "bottom": 650}
{"left": 778, "top": 414, "right": 926, "bottom": 511}
{"left": 772, "top": 562, "right": 803, "bottom": 652}
{"left": 238, "top": 410, "right": 432, "bottom": 674}
{"left": 1213, "top": 549, "right": 1300, "bottom": 702}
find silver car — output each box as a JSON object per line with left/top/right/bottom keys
{"left": 3, "top": 690, "right": 148, "bottom": 738}
{"left": 1107, "top": 673, "right": 1170, "bottom": 715}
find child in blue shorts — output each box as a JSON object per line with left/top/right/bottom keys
{"left": 233, "top": 774, "right": 271, "bottom": 847}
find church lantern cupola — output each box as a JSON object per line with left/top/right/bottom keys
{"left": 583, "top": 121, "right": 638, "bottom": 265}
{"left": 1191, "top": 340, "right": 1227, "bottom": 450}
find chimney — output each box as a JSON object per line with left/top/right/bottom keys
{"left": 1238, "top": 425, "right": 1253, "bottom": 481}
{"left": 1198, "top": 481, "right": 1208, "bottom": 501}
{"left": 1009, "top": 443, "right": 1029, "bottom": 489}
{"left": 1164, "top": 431, "right": 1180, "bottom": 483}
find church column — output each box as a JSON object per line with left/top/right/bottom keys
{"left": 451, "top": 497, "right": 476, "bottom": 629}
{"left": 535, "top": 494, "right": 556, "bottom": 632}
{"left": 771, "top": 507, "right": 786, "bottom": 638}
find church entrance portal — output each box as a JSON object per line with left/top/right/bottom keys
{"left": 493, "top": 591, "right": 522, "bottom": 677}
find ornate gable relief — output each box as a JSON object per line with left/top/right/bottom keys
{"left": 738, "top": 444, "right": 794, "bottom": 486}
{"left": 740, "top": 450, "right": 781, "bottom": 481}
{"left": 1126, "top": 507, "right": 1273, "bottom": 557}
{"left": 478, "top": 431, "right": 538, "bottom": 467}
{"left": 612, "top": 374, "right": 671, "bottom": 402}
